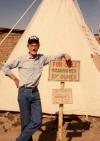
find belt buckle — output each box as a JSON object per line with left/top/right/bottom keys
{"left": 24, "top": 85, "right": 27, "bottom": 88}
{"left": 32, "top": 86, "right": 36, "bottom": 91}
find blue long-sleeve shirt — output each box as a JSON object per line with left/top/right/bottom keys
{"left": 2, "top": 53, "right": 61, "bottom": 87}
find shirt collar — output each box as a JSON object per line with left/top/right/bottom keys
{"left": 26, "top": 53, "right": 39, "bottom": 60}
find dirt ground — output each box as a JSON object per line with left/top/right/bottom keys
{"left": 0, "top": 112, "right": 100, "bottom": 141}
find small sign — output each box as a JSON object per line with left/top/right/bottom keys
{"left": 48, "top": 60, "right": 80, "bottom": 81}
{"left": 52, "top": 88, "right": 72, "bottom": 104}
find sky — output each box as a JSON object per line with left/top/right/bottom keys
{"left": 0, "top": 0, "right": 100, "bottom": 34}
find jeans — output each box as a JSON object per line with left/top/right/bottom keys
{"left": 16, "top": 87, "right": 42, "bottom": 141}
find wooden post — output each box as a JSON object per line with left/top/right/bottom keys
{"left": 48, "top": 58, "right": 80, "bottom": 141}
{"left": 58, "top": 81, "right": 65, "bottom": 141}
{"left": 58, "top": 56, "right": 65, "bottom": 141}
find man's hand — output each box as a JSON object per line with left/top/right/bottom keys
{"left": 13, "top": 78, "right": 19, "bottom": 88}
{"left": 61, "top": 53, "right": 71, "bottom": 61}
{"left": 61, "top": 53, "right": 72, "bottom": 68}
{"left": 6, "top": 74, "right": 19, "bottom": 88}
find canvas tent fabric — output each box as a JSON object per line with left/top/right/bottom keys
{"left": 0, "top": 0, "right": 100, "bottom": 116}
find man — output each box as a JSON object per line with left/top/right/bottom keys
{"left": 2, "top": 36, "right": 71, "bottom": 141}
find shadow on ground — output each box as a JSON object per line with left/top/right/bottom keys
{"left": 38, "top": 117, "right": 58, "bottom": 141}
{"left": 65, "top": 115, "right": 91, "bottom": 141}
{"left": 38, "top": 115, "right": 91, "bottom": 141}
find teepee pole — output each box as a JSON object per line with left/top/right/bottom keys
{"left": 0, "top": 0, "right": 37, "bottom": 46}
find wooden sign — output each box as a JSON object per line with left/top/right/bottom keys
{"left": 49, "top": 60, "right": 80, "bottom": 81}
{"left": 52, "top": 88, "right": 72, "bottom": 104}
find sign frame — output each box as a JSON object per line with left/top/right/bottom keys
{"left": 48, "top": 60, "right": 80, "bottom": 82}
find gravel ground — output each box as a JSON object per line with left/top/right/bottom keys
{"left": 0, "top": 112, "right": 100, "bottom": 141}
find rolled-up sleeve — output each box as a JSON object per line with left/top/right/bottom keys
{"left": 1, "top": 57, "right": 20, "bottom": 75}
{"left": 43, "top": 54, "right": 62, "bottom": 66}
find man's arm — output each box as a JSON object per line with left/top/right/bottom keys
{"left": 43, "top": 53, "right": 71, "bottom": 66}
{"left": 1, "top": 57, "right": 21, "bottom": 88}
{"left": 6, "top": 74, "right": 19, "bottom": 88}
{"left": 61, "top": 53, "right": 71, "bottom": 60}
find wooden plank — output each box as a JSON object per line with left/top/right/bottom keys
{"left": 52, "top": 88, "right": 72, "bottom": 104}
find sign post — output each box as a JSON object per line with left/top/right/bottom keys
{"left": 48, "top": 58, "right": 80, "bottom": 141}
{"left": 59, "top": 81, "right": 65, "bottom": 141}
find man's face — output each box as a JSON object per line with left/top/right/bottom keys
{"left": 27, "top": 43, "right": 39, "bottom": 56}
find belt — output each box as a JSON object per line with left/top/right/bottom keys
{"left": 20, "top": 86, "right": 37, "bottom": 91}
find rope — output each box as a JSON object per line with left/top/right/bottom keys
{"left": 0, "top": 0, "right": 37, "bottom": 46}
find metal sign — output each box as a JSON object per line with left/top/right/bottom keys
{"left": 48, "top": 60, "right": 80, "bottom": 81}
{"left": 52, "top": 88, "right": 72, "bottom": 104}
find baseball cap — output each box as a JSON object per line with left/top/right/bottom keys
{"left": 28, "top": 36, "right": 39, "bottom": 44}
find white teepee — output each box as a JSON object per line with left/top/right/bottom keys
{"left": 0, "top": 0, "right": 100, "bottom": 116}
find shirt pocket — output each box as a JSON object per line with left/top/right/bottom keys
{"left": 21, "top": 61, "right": 34, "bottom": 69}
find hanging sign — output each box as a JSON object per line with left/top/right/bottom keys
{"left": 48, "top": 60, "right": 80, "bottom": 81}
{"left": 52, "top": 88, "right": 72, "bottom": 104}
